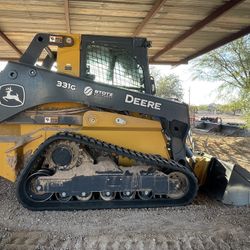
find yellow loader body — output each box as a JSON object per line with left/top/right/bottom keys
{"left": 0, "top": 33, "right": 249, "bottom": 210}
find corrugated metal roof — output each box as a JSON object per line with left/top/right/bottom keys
{"left": 0, "top": 0, "right": 249, "bottom": 64}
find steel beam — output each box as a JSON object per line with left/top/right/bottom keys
{"left": 0, "top": 30, "right": 23, "bottom": 56}
{"left": 64, "top": 0, "right": 71, "bottom": 33}
{"left": 133, "top": 0, "right": 167, "bottom": 36}
{"left": 0, "top": 57, "right": 19, "bottom": 61}
{"left": 150, "top": 0, "right": 245, "bottom": 61}
{"left": 178, "top": 26, "right": 250, "bottom": 64}
{"left": 149, "top": 60, "right": 187, "bottom": 65}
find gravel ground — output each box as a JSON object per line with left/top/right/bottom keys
{"left": 0, "top": 178, "right": 250, "bottom": 250}
{"left": 0, "top": 132, "right": 250, "bottom": 250}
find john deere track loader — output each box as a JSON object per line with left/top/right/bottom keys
{"left": 0, "top": 33, "right": 249, "bottom": 210}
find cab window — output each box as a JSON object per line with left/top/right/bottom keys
{"left": 85, "top": 44, "right": 145, "bottom": 92}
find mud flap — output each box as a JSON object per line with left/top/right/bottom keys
{"left": 204, "top": 158, "right": 250, "bottom": 206}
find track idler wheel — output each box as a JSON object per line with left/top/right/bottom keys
{"left": 168, "top": 171, "right": 189, "bottom": 199}
{"left": 25, "top": 170, "right": 53, "bottom": 202}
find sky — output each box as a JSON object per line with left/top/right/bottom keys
{"left": 0, "top": 61, "right": 222, "bottom": 105}
{"left": 152, "top": 64, "right": 222, "bottom": 105}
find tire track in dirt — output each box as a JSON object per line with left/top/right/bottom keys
{"left": 1, "top": 229, "right": 250, "bottom": 250}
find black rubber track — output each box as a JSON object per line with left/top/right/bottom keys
{"left": 16, "top": 132, "right": 198, "bottom": 210}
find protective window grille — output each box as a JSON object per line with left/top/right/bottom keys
{"left": 85, "top": 44, "right": 145, "bottom": 92}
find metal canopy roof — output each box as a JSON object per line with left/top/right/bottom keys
{"left": 0, "top": 0, "right": 249, "bottom": 64}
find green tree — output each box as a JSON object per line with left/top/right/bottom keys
{"left": 150, "top": 66, "right": 184, "bottom": 100}
{"left": 218, "top": 100, "right": 243, "bottom": 115}
{"left": 189, "top": 105, "right": 198, "bottom": 113}
{"left": 156, "top": 74, "right": 183, "bottom": 100}
{"left": 197, "top": 104, "right": 209, "bottom": 111}
{"left": 192, "top": 35, "right": 250, "bottom": 126}
{"left": 192, "top": 35, "right": 250, "bottom": 97}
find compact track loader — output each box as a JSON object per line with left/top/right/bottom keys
{"left": 0, "top": 33, "right": 249, "bottom": 210}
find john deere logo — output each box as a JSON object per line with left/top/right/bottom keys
{"left": 84, "top": 86, "right": 93, "bottom": 96}
{"left": 0, "top": 84, "right": 25, "bottom": 107}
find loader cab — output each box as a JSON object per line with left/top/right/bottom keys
{"left": 19, "top": 33, "right": 156, "bottom": 95}
{"left": 80, "top": 35, "right": 155, "bottom": 94}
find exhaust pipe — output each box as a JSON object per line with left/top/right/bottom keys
{"left": 204, "top": 158, "right": 250, "bottom": 206}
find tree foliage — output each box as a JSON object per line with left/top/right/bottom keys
{"left": 149, "top": 67, "right": 183, "bottom": 100}
{"left": 192, "top": 35, "right": 250, "bottom": 126}
{"left": 192, "top": 35, "right": 250, "bottom": 96}
{"left": 156, "top": 74, "right": 183, "bottom": 100}
{"left": 217, "top": 101, "right": 243, "bottom": 115}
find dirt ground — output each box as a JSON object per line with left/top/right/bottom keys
{"left": 0, "top": 132, "right": 250, "bottom": 250}
{"left": 193, "top": 130, "right": 250, "bottom": 171}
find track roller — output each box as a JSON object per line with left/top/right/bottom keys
{"left": 138, "top": 190, "right": 153, "bottom": 200}
{"left": 55, "top": 192, "right": 72, "bottom": 202}
{"left": 100, "top": 191, "right": 116, "bottom": 201}
{"left": 76, "top": 192, "right": 92, "bottom": 201}
{"left": 120, "top": 191, "right": 136, "bottom": 201}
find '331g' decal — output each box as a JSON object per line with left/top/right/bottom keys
{"left": 56, "top": 80, "right": 76, "bottom": 91}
